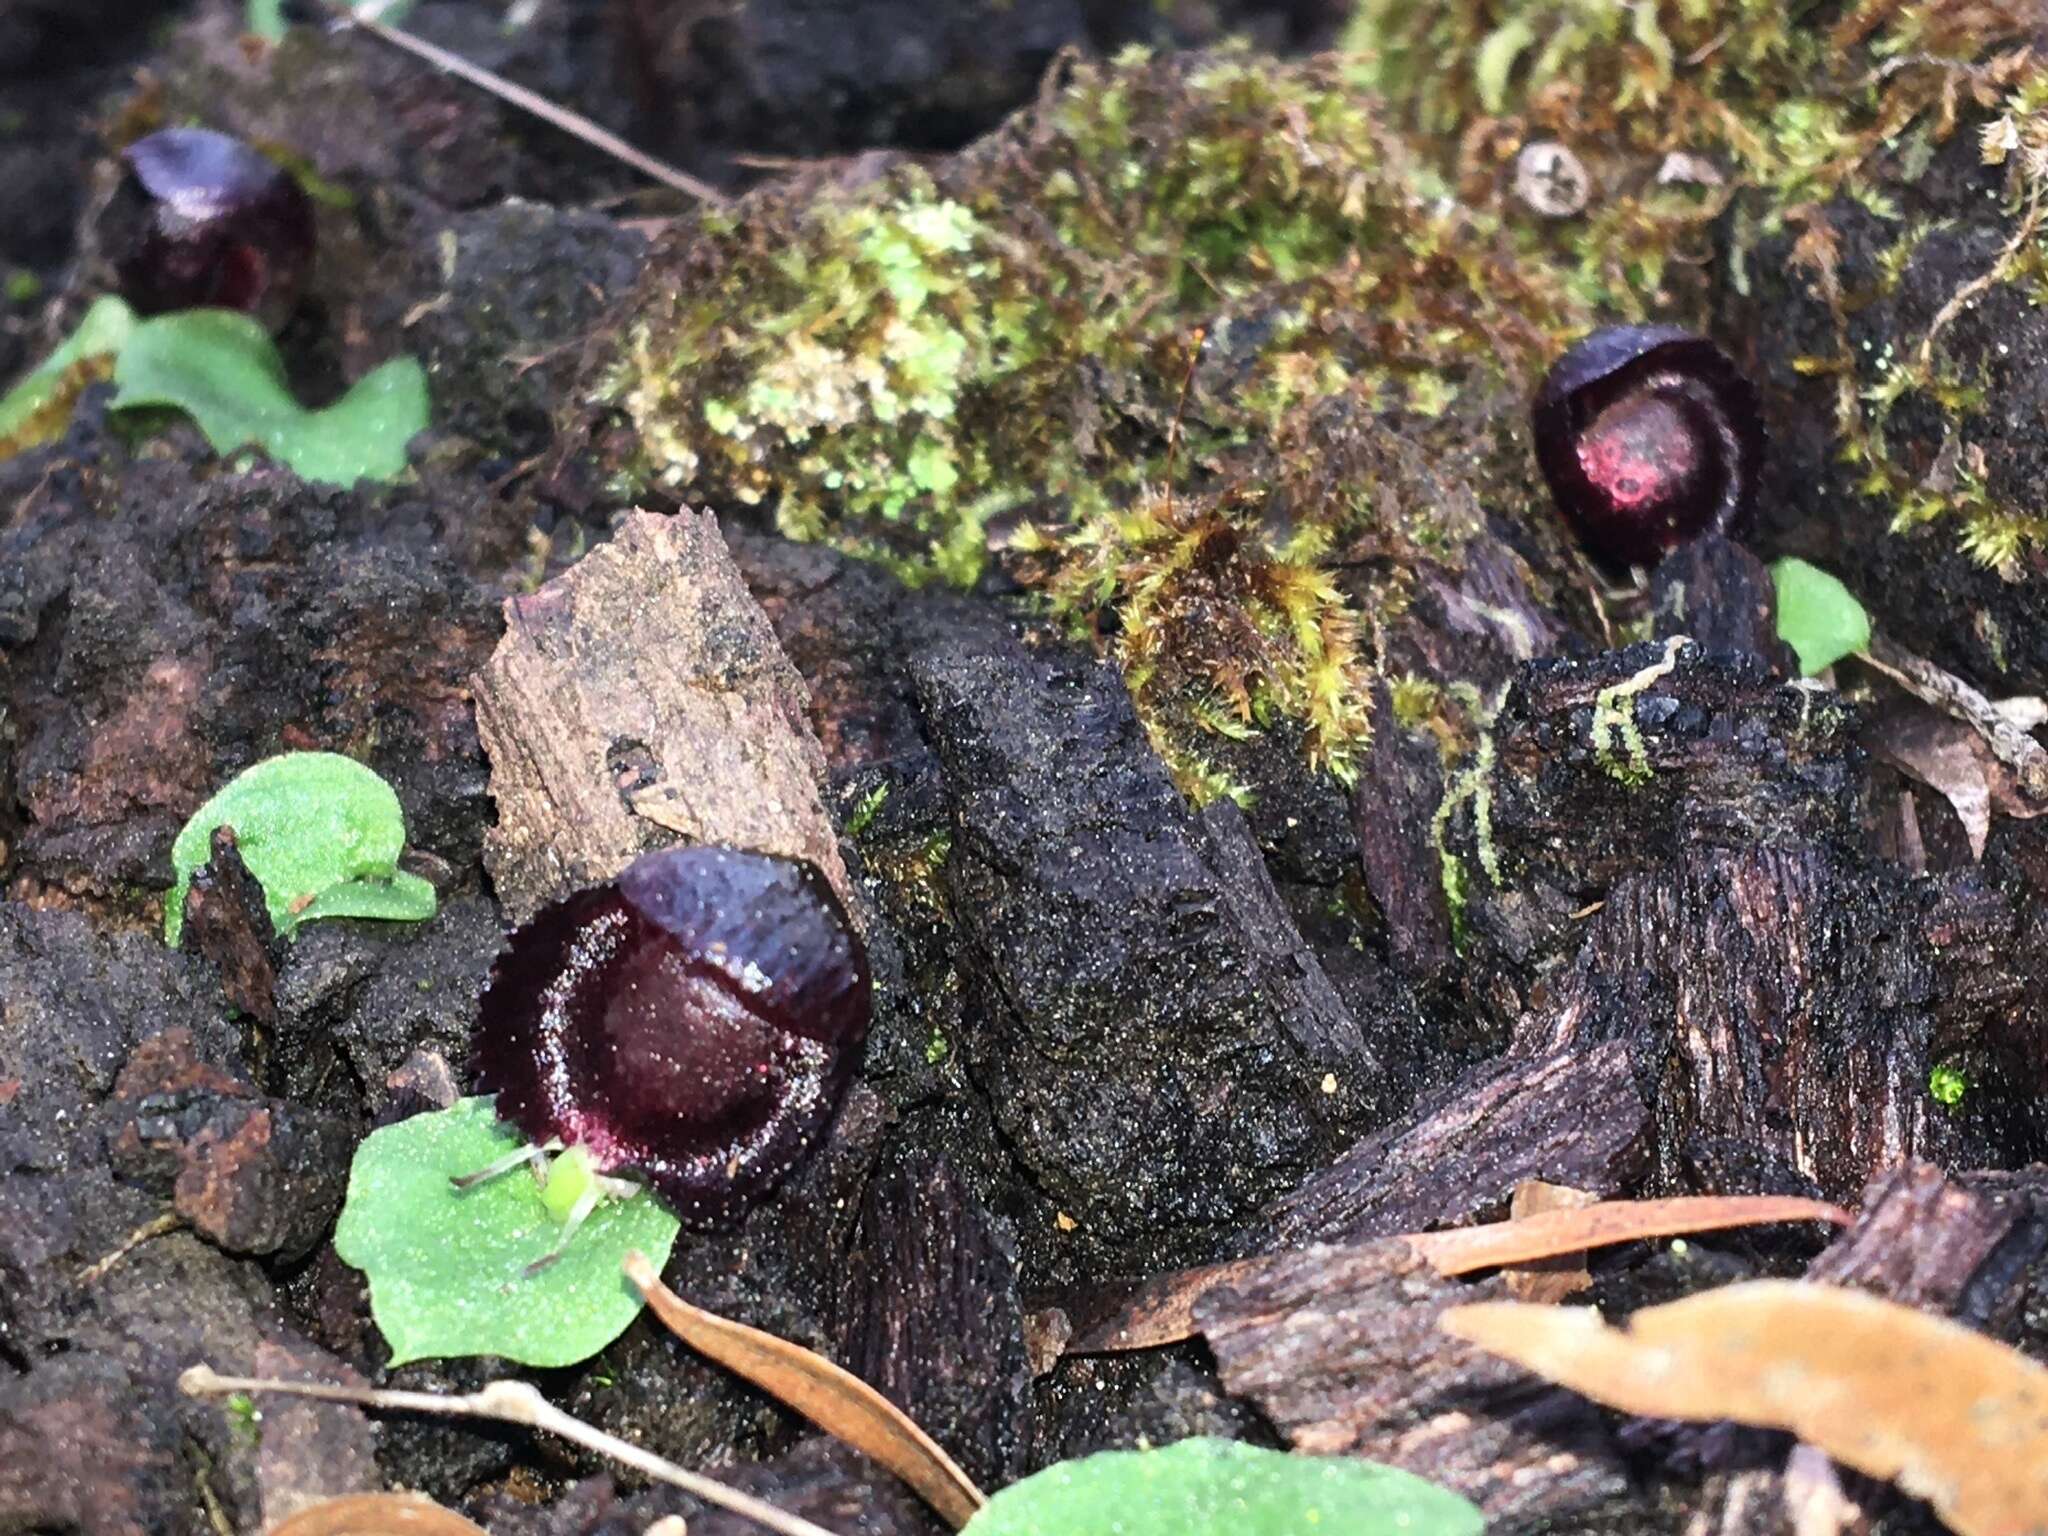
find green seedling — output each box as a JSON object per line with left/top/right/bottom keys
{"left": 166, "top": 752, "right": 437, "bottom": 946}
{"left": 334, "top": 1098, "right": 681, "bottom": 1368}
{"left": 1772, "top": 557, "right": 1871, "bottom": 677}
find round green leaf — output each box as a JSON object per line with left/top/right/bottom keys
{"left": 964, "top": 1438, "right": 1485, "bottom": 1536}
{"left": 1771, "top": 557, "right": 1871, "bottom": 677}
{"left": 333, "top": 1098, "right": 682, "bottom": 1368}
{"left": 165, "top": 751, "right": 436, "bottom": 946}
{"left": 110, "top": 308, "right": 428, "bottom": 487}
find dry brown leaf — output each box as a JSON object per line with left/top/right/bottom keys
{"left": 1066, "top": 1194, "right": 1849, "bottom": 1354}
{"left": 623, "top": 1251, "right": 986, "bottom": 1530}
{"left": 1868, "top": 700, "right": 2048, "bottom": 859}
{"left": 1400, "top": 1194, "right": 1851, "bottom": 1276}
{"left": 1442, "top": 1280, "right": 2048, "bottom": 1536}
{"left": 1502, "top": 1180, "right": 1599, "bottom": 1302}
{"left": 269, "top": 1492, "right": 489, "bottom": 1536}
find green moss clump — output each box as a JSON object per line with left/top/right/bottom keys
{"left": 604, "top": 48, "right": 1587, "bottom": 797}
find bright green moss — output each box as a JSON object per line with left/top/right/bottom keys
{"left": 1344, "top": 0, "right": 2048, "bottom": 571}
{"left": 604, "top": 47, "right": 1586, "bottom": 797}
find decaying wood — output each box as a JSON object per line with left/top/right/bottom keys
{"left": 1194, "top": 1240, "right": 1630, "bottom": 1524}
{"left": 1353, "top": 674, "right": 1454, "bottom": 980}
{"left": 1500, "top": 1179, "right": 1600, "bottom": 1303}
{"left": 1648, "top": 532, "right": 1790, "bottom": 666}
{"left": 472, "top": 509, "right": 849, "bottom": 921}
{"left": 1252, "top": 1039, "right": 1651, "bottom": 1250}
{"left": 1068, "top": 1193, "right": 1848, "bottom": 1355}
{"left": 1528, "top": 847, "right": 1954, "bottom": 1202}
{"left": 179, "top": 826, "right": 277, "bottom": 1024}
{"left": 835, "top": 1154, "right": 1033, "bottom": 1491}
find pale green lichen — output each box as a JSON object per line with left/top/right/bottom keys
{"left": 1431, "top": 680, "right": 1510, "bottom": 941}
{"left": 1591, "top": 636, "right": 1687, "bottom": 788}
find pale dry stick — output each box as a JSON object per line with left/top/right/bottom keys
{"left": 76, "top": 1211, "right": 185, "bottom": 1285}
{"left": 180, "top": 1365, "right": 840, "bottom": 1536}
{"left": 318, "top": 3, "right": 728, "bottom": 206}
{"left": 1860, "top": 631, "right": 2048, "bottom": 800}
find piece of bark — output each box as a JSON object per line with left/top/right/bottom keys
{"left": 1352, "top": 675, "right": 1454, "bottom": 980}
{"left": 472, "top": 508, "right": 848, "bottom": 922}
{"left": 1195, "top": 1240, "right": 1629, "bottom": 1523}
{"left": 1250, "top": 1039, "right": 1651, "bottom": 1251}
{"left": 1502, "top": 1180, "right": 1600, "bottom": 1303}
{"left": 905, "top": 601, "right": 1383, "bottom": 1269}
{"left": 180, "top": 825, "right": 278, "bottom": 1023}
{"left": 834, "top": 1153, "right": 1031, "bottom": 1490}
{"left": 1809, "top": 1160, "right": 2048, "bottom": 1321}
{"left": 1195, "top": 799, "right": 1379, "bottom": 1107}
{"left": 1649, "top": 532, "right": 1793, "bottom": 668}
{"left": 1530, "top": 847, "right": 1962, "bottom": 1203}
{"left": 1485, "top": 643, "right": 1859, "bottom": 903}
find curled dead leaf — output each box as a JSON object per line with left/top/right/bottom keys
{"left": 269, "top": 1492, "right": 489, "bottom": 1536}
{"left": 1442, "top": 1280, "right": 2048, "bottom": 1536}
{"left": 1866, "top": 702, "right": 2048, "bottom": 860}
{"left": 623, "top": 1251, "right": 987, "bottom": 1530}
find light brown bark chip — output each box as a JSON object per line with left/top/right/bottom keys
{"left": 473, "top": 508, "right": 848, "bottom": 922}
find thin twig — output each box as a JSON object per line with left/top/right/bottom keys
{"left": 319, "top": 3, "right": 728, "bottom": 206}
{"left": 1862, "top": 631, "right": 2048, "bottom": 800}
{"left": 77, "top": 1211, "right": 185, "bottom": 1285}
{"left": 180, "top": 1366, "right": 839, "bottom": 1536}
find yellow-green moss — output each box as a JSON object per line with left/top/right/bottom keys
{"left": 1345, "top": 0, "right": 2048, "bottom": 570}
{"left": 604, "top": 47, "right": 1586, "bottom": 797}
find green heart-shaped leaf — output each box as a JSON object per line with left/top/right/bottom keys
{"left": 0, "top": 294, "right": 136, "bottom": 454}
{"left": 111, "top": 308, "right": 427, "bottom": 487}
{"left": 963, "top": 1438, "right": 1484, "bottom": 1536}
{"left": 166, "top": 751, "right": 436, "bottom": 946}
{"left": 333, "top": 1098, "right": 682, "bottom": 1368}
{"left": 1772, "top": 557, "right": 1871, "bottom": 677}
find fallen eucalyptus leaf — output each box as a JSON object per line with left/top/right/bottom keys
{"left": 625, "top": 1251, "right": 986, "bottom": 1530}
{"left": 1067, "top": 1194, "right": 1849, "bottom": 1355}
{"left": 269, "top": 1492, "right": 489, "bottom": 1536}
{"left": 1441, "top": 1280, "right": 2048, "bottom": 1536}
